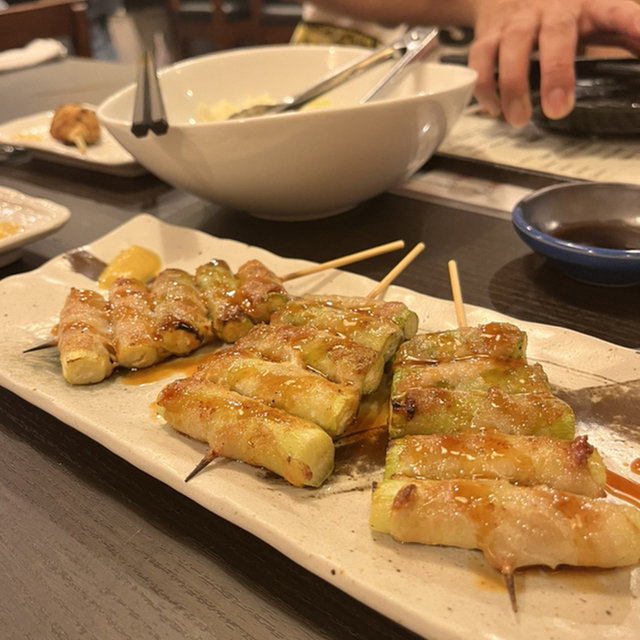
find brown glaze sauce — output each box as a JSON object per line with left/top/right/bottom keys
{"left": 630, "top": 458, "right": 640, "bottom": 475}
{"left": 605, "top": 470, "right": 640, "bottom": 509}
{"left": 121, "top": 351, "right": 216, "bottom": 386}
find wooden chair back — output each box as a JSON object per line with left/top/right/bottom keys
{"left": 166, "top": 0, "right": 254, "bottom": 60}
{"left": 0, "top": 0, "right": 92, "bottom": 57}
{"left": 248, "top": 0, "right": 302, "bottom": 46}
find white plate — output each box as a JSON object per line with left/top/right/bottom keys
{"left": 0, "top": 214, "right": 638, "bottom": 640}
{"left": 0, "top": 185, "right": 71, "bottom": 267}
{"left": 0, "top": 108, "right": 146, "bottom": 177}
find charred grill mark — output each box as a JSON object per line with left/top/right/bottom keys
{"left": 392, "top": 396, "right": 415, "bottom": 420}
{"left": 392, "top": 483, "right": 417, "bottom": 510}
{"left": 570, "top": 435, "right": 594, "bottom": 467}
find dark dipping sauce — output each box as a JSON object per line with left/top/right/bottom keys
{"left": 551, "top": 221, "right": 640, "bottom": 250}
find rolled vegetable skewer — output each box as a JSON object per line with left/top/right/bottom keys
{"left": 395, "top": 322, "right": 527, "bottom": 364}
{"left": 235, "top": 260, "right": 289, "bottom": 323}
{"left": 233, "top": 324, "right": 385, "bottom": 395}
{"left": 389, "top": 387, "right": 576, "bottom": 439}
{"left": 392, "top": 358, "right": 552, "bottom": 396}
{"left": 156, "top": 376, "right": 335, "bottom": 488}
{"left": 197, "top": 348, "right": 360, "bottom": 438}
{"left": 151, "top": 268, "right": 214, "bottom": 356}
{"left": 109, "top": 278, "right": 167, "bottom": 369}
{"left": 195, "top": 259, "right": 255, "bottom": 343}
{"left": 271, "top": 302, "right": 405, "bottom": 363}
{"left": 295, "top": 294, "right": 419, "bottom": 340}
{"left": 385, "top": 433, "right": 606, "bottom": 498}
{"left": 56, "top": 288, "right": 116, "bottom": 385}
{"left": 371, "top": 478, "right": 640, "bottom": 576}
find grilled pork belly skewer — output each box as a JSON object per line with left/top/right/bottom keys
{"left": 196, "top": 348, "right": 360, "bottom": 438}
{"left": 396, "top": 322, "right": 527, "bottom": 364}
{"left": 26, "top": 239, "right": 407, "bottom": 355}
{"left": 390, "top": 386, "right": 576, "bottom": 439}
{"left": 151, "top": 268, "right": 214, "bottom": 356}
{"left": 235, "top": 260, "right": 289, "bottom": 323}
{"left": 394, "top": 357, "right": 552, "bottom": 395}
{"left": 385, "top": 433, "right": 607, "bottom": 498}
{"left": 271, "top": 301, "right": 407, "bottom": 364}
{"left": 232, "top": 324, "right": 385, "bottom": 395}
{"left": 30, "top": 240, "right": 415, "bottom": 382}
{"left": 156, "top": 376, "right": 335, "bottom": 487}
{"left": 195, "top": 259, "right": 255, "bottom": 343}
{"left": 109, "top": 278, "right": 168, "bottom": 369}
{"left": 292, "top": 295, "right": 419, "bottom": 340}
{"left": 56, "top": 288, "right": 116, "bottom": 385}
{"left": 370, "top": 478, "right": 640, "bottom": 611}
{"left": 390, "top": 342, "right": 576, "bottom": 439}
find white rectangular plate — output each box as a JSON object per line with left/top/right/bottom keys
{"left": 0, "top": 185, "right": 71, "bottom": 267}
{"left": 1, "top": 214, "right": 639, "bottom": 640}
{"left": 0, "top": 108, "right": 146, "bottom": 177}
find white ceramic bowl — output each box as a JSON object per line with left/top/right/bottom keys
{"left": 98, "top": 45, "right": 476, "bottom": 221}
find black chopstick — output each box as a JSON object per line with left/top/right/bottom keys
{"left": 131, "top": 50, "right": 168, "bottom": 138}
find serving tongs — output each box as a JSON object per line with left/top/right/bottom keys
{"left": 360, "top": 27, "right": 440, "bottom": 103}
{"left": 131, "top": 50, "right": 169, "bottom": 138}
{"left": 230, "top": 26, "right": 440, "bottom": 120}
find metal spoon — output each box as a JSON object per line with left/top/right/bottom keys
{"left": 228, "top": 26, "right": 439, "bottom": 120}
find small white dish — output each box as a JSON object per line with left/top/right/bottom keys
{"left": 0, "top": 185, "right": 71, "bottom": 267}
{"left": 0, "top": 107, "right": 147, "bottom": 177}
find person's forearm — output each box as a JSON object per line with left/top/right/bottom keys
{"left": 295, "top": 0, "right": 479, "bottom": 27}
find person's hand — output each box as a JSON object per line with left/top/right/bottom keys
{"left": 467, "top": 0, "right": 640, "bottom": 127}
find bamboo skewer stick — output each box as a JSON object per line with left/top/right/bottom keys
{"left": 447, "top": 259, "right": 467, "bottom": 328}
{"left": 448, "top": 258, "right": 520, "bottom": 611}
{"left": 367, "top": 243, "right": 425, "bottom": 299}
{"left": 280, "top": 240, "right": 405, "bottom": 282}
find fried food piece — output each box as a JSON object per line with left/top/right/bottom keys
{"left": 151, "top": 268, "right": 214, "bottom": 356}
{"left": 156, "top": 376, "right": 335, "bottom": 487}
{"left": 233, "top": 324, "right": 385, "bottom": 395}
{"left": 56, "top": 288, "right": 116, "bottom": 385}
{"left": 195, "top": 259, "right": 254, "bottom": 343}
{"left": 385, "top": 433, "right": 606, "bottom": 498}
{"left": 395, "top": 323, "right": 527, "bottom": 364}
{"left": 109, "top": 278, "right": 168, "bottom": 369}
{"left": 50, "top": 104, "right": 100, "bottom": 154}
{"left": 235, "top": 259, "right": 289, "bottom": 323}
{"left": 389, "top": 387, "right": 576, "bottom": 439}
{"left": 370, "top": 478, "right": 640, "bottom": 573}
{"left": 197, "top": 348, "right": 360, "bottom": 437}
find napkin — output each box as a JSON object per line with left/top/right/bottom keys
{"left": 0, "top": 38, "right": 68, "bottom": 73}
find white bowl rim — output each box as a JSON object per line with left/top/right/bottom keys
{"left": 97, "top": 45, "right": 477, "bottom": 128}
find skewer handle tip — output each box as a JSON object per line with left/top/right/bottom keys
{"left": 447, "top": 259, "right": 467, "bottom": 328}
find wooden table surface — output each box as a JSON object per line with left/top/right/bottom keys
{"left": 1, "top": 57, "right": 639, "bottom": 640}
